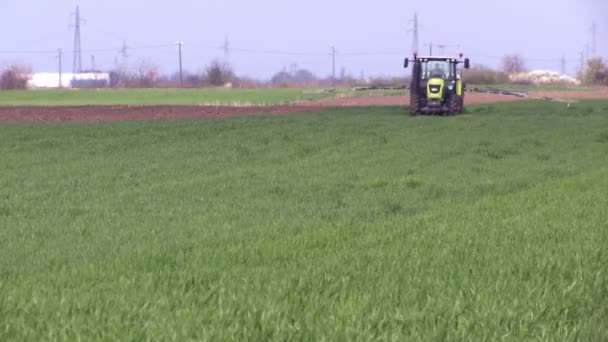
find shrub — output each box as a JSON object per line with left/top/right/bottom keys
{"left": 582, "top": 57, "right": 608, "bottom": 86}
{"left": 1, "top": 64, "right": 31, "bottom": 90}
{"left": 509, "top": 70, "right": 580, "bottom": 86}
{"left": 133, "top": 59, "right": 159, "bottom": 88}
{"left": 501, "top": 54, "right": 527, "bottom": 74}
{"left": 463, "top": 65, "right": 509, "bottom": 85}
{"left": 204, "top": 60, "right": 236, "bottom": 87}
{"left": 271, "top": 69, "right": 318, "bottom": 87}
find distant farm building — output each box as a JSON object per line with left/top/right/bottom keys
{"left": 28, "top": 73, "right": 110, "bottom": 89}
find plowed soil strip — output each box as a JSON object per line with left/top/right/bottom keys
{"left": 0, "top": 105, "right": 324, "bottom": 123}
{"left": 303, "top": 93, "right": 526, "bottom": 107}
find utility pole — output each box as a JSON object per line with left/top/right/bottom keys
{"left": 408, "top": 13, "right": 420, "bottom": 53}
{"left": 120, "top": 41, "right": 129, "bottom": 63}
{"left": 560, "top": 55, "right": 566, "bottom": 75}
{"left": 71, "top": 6, "right": 84, "bottom": 73}
{"left": 57, "top": 49, "right": 63, "bottom": 88}
{"left": 591, "top": 21, "right": 598, "bottom": 56}
{"left": 331, "top": 46, "right": 336, "bottom": 86}
{"left": 222, "top": 36, "right": 231, "bottom": 65}
{"left": 176, "top": 41, "right": 184, "bottom": 87}
{"left": 580, "top": 51, "right": 585, "bottom": 79}
{"left": 91, "top": 55, "right": 96, "bottom": 71}
{"left": 429, "top": 42, "right": 433, "bottom": 56}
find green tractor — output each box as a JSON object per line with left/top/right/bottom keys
{"left": 404, "top": 53, "right": 470, "bottom": 115}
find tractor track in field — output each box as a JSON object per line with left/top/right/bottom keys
{"left": 1, "top": 90, "right": 607, "bottom": 123}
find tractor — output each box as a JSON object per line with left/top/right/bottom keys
{"left": 404, "top": 53, "right": 470, "bottom": 115}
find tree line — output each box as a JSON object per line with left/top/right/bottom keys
{"left": 2, "top": 54, "right": 608, "bottom": 90}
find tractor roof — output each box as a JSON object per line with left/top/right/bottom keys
{"left": 416, "top": 56, "right": 461, "bottom": 61}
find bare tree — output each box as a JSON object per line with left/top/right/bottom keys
{"left": 133, "top": 59, "right": 159, "bottom": 88}
{"left": 501, "top": 54, "right": 527, "bottom": 74}
{"left": 0, "top": 64, "right": 32, "bottom": 90}
{"left": 271, "top": 67, "right": 317, "bottom": 87}
{"left": 463, "top": 65, "right": 509, "bottom": 85}
{"left": 582, "top": 57, "right": 608, "bottom": 85}
{"left": 204, "top": 59, "right": 235, "bottom": 87}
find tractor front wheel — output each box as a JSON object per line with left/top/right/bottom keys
{"left": 448, "top": 95, "right": 464, "bottom": 115}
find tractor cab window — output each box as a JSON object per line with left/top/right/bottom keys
{"left": 422, "top": 61, "right": 453, "bottom": 80}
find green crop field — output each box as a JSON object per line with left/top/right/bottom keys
{"left": 0, "top": 88, "right": 404, "bottom": 107}
{"left": 0, "top": 88, "right": 338, "bottom": 106}
{"left": 0, "top": 86, "right": 598, "bottom": 107}
{"left": 1, "top": 101, "right": 607, "bottom": 340}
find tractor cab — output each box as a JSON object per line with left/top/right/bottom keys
{"left": 404, "top": 54, "right": 470, "bottom": 115}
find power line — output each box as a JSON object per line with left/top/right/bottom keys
{"left": 338, "top": 51, "right": 404, "bottom": 56}
{"left": 224, "top": 47, "right": 326, "bottom": 56}
{"left": 466, "top": 51, "right": 580, "bottom": 63}
{"left": 0, "top": 40, "right": 590, "bottom": 74}
{"left": 124, "top": 44, "right": 175, "bottom": 51}
{"left": 0, "top": 43, "right": 176, "bottom": 56}
{"left": 0, "top": 49, "right": 57, "bottom": 55}
{"left": 0, "top": 45, "right": 584, "bottom": 62}
{"left": 425, "top": 42, "right": 461, "bottom": 56}
{"left": 0, "top": 46, "right": 396, "bottom": 57}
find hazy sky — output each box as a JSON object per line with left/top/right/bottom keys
{"left": 0, "top": 0, "right": 605, "bottom": 79}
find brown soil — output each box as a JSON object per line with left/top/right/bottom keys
{"left": 1, "top": 90, "right": 607, "bottom": 123}
{"left": 305, "top": 90, "right": 608, "bottom": 107}
{"left": 529, "top": 90, "right": 608, "bottom": 100}
{"left": 303, "top": 93, "right": 527, "bottom": 107}
{"left": 0, "top": 105, "right": 323, "bottom": 123}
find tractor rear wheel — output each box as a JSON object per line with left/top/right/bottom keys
{"left": 410, "top": 93, "right": 421, "bottom": 115}
{"left": 448, "top": 95, "right": 464, "bottom": 115}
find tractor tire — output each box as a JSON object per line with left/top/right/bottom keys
{"left": 410, "top": 93, "right": 421, "bottom": 115}
{"left": 448, "top": 95, "right": 464, "bottom": 115}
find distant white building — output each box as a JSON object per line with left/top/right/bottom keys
{"left": 28, "top": 72, "right": 110, "bottom": 89}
